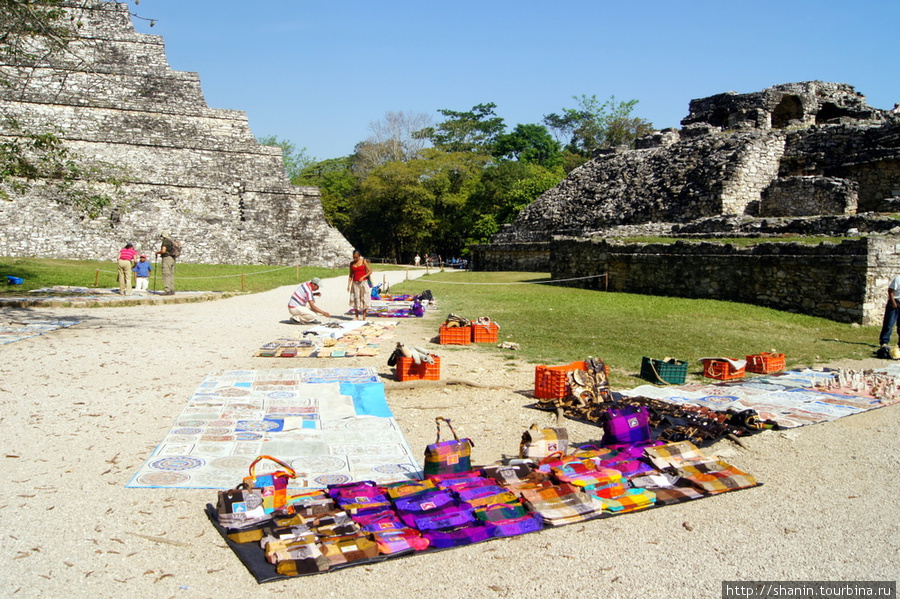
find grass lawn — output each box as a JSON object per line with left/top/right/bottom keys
{"left": 0, "top": 257, "right": 343, "bottom": 294}
{"left": 389, "top": 271, "right": 880, "bottom": 386}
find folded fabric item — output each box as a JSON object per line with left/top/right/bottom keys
{"left": 597, "top": 457, "right": 656, "bottom": 479}
{"left": 320, "top": 534, "right": 379, "bottom": 566}
{"left": 520, "top": 486, "right": 605, "bottom": 526}
{"left": 349, "top": 508, "right": 396, "bottom": 526}
{"left": 393, "top": 489, "right": 456, "bottom": 513}
{"left": 421, "top": 523, "right": 490, "bottom": 548}
{"left": 310, "top": 512, "right": 360, "bottom": 537}
{"left": 643, "top": 485, "right": 705, "bottom": 505}
{"left": 461, "top": 490, "right": 519, "bottom": 510}
{"left": 520, "top": 424, "right": 569, "bottom": 461}
{"left": 454, "top": 484, "right": 508, "bottom": 503}
{"left": 327, "top": 480, "right": 380, "bottom": 501}
{"left": 287, "top": 491, "right": 335, "bottom": 518}
{"left": 274, "top": 552, "right": 332, "bottom": 576}
{"left": 552, "top": 462, "right": 623, "bottom": 489}
{"left": 643, "top": 440, "right": 710, "bottom": 470}
{"left": 399, "top": 504, "right": 476, "bottom": 531}
{"left": 583, "top": 478, "right": 630, "bottom": 500}
{"left": 217, "top": 487, "right": 269, "bottom": 526}
{"left": 677, "top": 460, "right": 757, "bottom": 494}
{"left": 482, "top": 463, "right": 540, "bottom": 485}
{"left": 371, "top": 528, "right": 430, "bottom": 554}
{"left": 384, "top": 479, "right": 436, "bottom": 499}
{"left": 600, "top": 488, "right": 657, "bottom": 513}
{"left": 430, "top": 472, "right": 491, "bottom": 489}
{"left": 484, "top": 512, "right": 543, "bottom": 538}
{"left": 629, "top": 471, "right": 681, "bottom": 489}
{"left": 473, "top": 502, "right": 528, "bottom": 523}
{"left": 570, "top": 445, "right": 618, "bottom": 460}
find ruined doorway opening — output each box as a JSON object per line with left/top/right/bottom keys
{"left": 816, "top": 102, "right": 845, "bottom": 124}
{"left": 772, "top": 95, "right": 803, "bottom": 128}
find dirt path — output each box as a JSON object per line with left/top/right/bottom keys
{"left": 0, "top": 271, "right": 896, "bottom": 598}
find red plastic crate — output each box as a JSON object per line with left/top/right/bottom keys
{"left": 472, "top": 322, "right": 499, "bottom": 343}
{"left": 702, "top": 359, "right": 745, "bottom": 380}
{"left": 534, "top": 361, "right": 610, "bottom": 400}
{"left": 439, "top": 325, "right": 472, "bottom": 345}
{"left": 745, "top": 352, "right": 785, "bottom": 374}
{"left": 396, "top": 356, "right": 441, "bottom": 381}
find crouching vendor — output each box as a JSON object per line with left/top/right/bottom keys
{"left": 288, "top": 277, "right": 331, "bottom": 324}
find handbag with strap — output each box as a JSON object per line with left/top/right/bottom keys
{"left": 423, "top": 417, "right": 474, "bottom": 476}
{"left": 520, "top": 423, "right": 569, "bottom": 461}
{"left": 242, "top": 455, "right": 297, "bottom": 514}
{"left": 602, "top": 406, "right": 652, "bottom": 447}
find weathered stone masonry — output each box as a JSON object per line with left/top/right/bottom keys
{"left": 0, "top": 0, "right": 352, "bottom": 265}
{"left": 476, "top": 82, "right": 900, "bottom": 324}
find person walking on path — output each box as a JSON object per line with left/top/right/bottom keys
{"left": 414, "top": 254, "right": 421, "bottom": 267}
{"left": 878, "top": 274, "right": 900, "bottom": 354}
{"left": 155, "top": 232, "right": 177, "bottom": 295}
{"left": 116, "top": 243, "right": 138, "bottom": 295}
{"left": 132, "top": 254, "right": 152, "bottom": 292}
{"left": 288, "top": 277, "right": 331, "bottom": 324}
{"left": 348, "top": 250, "right": 373, "bottom": 320}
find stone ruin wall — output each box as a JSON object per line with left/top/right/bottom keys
{"left": 546, "top": 237, "right": 900, "bottom": 326}
{"left": 0, "top": 0, "right": 352, "bottom": 265}
{"left": 477, "top": 81, "right": 900, "bottom": 323}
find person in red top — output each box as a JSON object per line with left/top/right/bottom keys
{"left": 117, "top": 243, "right": 138, "bottom": 295}
{"left": 347, "top": 250, "right": 373, "bottom": 320}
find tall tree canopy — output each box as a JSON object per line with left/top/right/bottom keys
{"left": 492, "top": 123, "right": 563, "bottom": 169}
{"left": 257, "top": 135, "right": 315, "bottom": 181}
{"left": 544, "top": 94, "right": 654, "bottom": 156}
{"left": 416, "top": 102, "right": 506, "bottom": 154}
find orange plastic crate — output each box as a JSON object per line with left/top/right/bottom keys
{"left": 534, "top": 361, "right": 609, "bottom": 400}
{"left": 472, "top": 322, "right": 499, "bottom": 343}
{"left": 702, "top": 359, "right": 745, "bottom": 380}
{"left": 439, "top": 325, "right": 472, "bottom": 345}
{"left": 396, "top": 356, "right": 441, "bottom": 381}
{"left": 746, "top": 352, "right": 785, "bottom": 374}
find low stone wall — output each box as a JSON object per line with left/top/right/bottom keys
{"left": 548, "top": 236, "right": 900, "bottom": 325}
{"left": 469, "top": 242, "right": 551, "bottom": 272}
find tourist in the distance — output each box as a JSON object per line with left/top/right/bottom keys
{"left": 878, "top": 274, "right": 900, "bottom": 355}
{"left": 132, "top": 254, "right": 152, "bottom": 292}
{"left": 116, "top": 242, "right": 138, "bottom": 295}
{"left": 288, "top": 277, "right": 330, "bottom": 324}
{"left": 348, "top": 250, "right": 373, "bottom": 320}
{"left": 154, "top": 232, "right": 177, "bottom": 295}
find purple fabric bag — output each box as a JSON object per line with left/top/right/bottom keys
{"left": 400, "top": 504, "right": 475, "bottom": 531}
{"left": 602, "top": 406, "right": 651, "bottom": 446}
{"left": 393, "top": 489, "right": 455, "bottom": 513}
{"left": 421, "top": 523, "right": 490, "bottom": 548}
{"left": 484, "top": 512, "right": 544, "bottom": 538}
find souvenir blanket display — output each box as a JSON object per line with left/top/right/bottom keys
{"left": 207, "top": 436, "right": 756, "bottom": 583}
{"left": 619, "top": 368, "right": 900, "bottom": 429}
{"left": 127, "top": 368, "right": 422, "bottom": 490}
{"left": 363, "top": 289, "right": 436, "bottom": 318}
{"left": 0, "top": 318, "right": 81, "bottom": 344}
{"left": 256, "top": 322, "right": 397, "bottom": 358}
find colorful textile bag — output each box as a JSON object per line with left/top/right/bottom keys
{"left": 474, "top": 502, "right": 528, "bottom": 522}
{"left": 602, "top": 406, "right": 651, "bottom": 447}
{"left": 242, "top": 455, "right": 297, "bottom": 514}
{"left": 400, "top": 504, "right": 475, "bottom": 531}
{"left": 600, "top": 488, "right": 657, "bottom": 513}
{"left": 216, "top": 486, "right": 269, "bottom": 527}
{"left": 393, "top": 489, "right": 456, "bottom": 514}
{"left": 484, "top": 512, "right": 544, "bottom": 538}
{"left": 423, "top": 417, "right": 474, "bottom": 476}
{"left": 384, "top": 479, "right": 435, "bottom": 499}
{"left": 421, "top": 523, "right": 490, "bottom": 548}
{"left": 519, "top": 423, "right": 569, "bottom": 461}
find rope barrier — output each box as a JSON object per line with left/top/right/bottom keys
{"left": 407, "top": 273, "right": 608, "bottom": 286}
{"left": 91, "top": 263, "right": 300, "bottom": 280}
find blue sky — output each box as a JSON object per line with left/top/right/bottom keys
{"left": 132, "top": 1, "right": 898, "bottom": 162}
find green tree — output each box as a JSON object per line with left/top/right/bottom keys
{"left": 544, "top": 94, "right": 654, "bottom": 156}
{"left": 257, "top": 135, "right": 315, "bottom": 181}
{"left": 294, "top": 156, "right": 358, "bottom": 233}
{"left": 416, "top": 102, "right": 506, "bottom": 153}
{"left": 492, "top": 123, "right": 562, "bottom": 168}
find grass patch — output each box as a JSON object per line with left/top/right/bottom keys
{"left": 391, "top": 271, "right": 878, "bottom": 385}
{"left": 0, "top": 257, "right": 342, "bottom": 295}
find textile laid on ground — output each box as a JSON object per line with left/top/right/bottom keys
{"left": 207, "top": 440, "right": 757, "bottom": 583}
{"left": 127, "top": 368, "right": 422, "bottom": 489}
{"left": 258, "top": 322, "right": 397, "bottom": 358}
{"left": 619, "top": 369, "right": 900, "bottom": 429}
{"left": 354, "top": 300, "right": 438, "bottom": 319}
{"left": 0, "top": 318, "right": 81, "bottom": 344}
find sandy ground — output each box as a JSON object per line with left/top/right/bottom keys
{"left": 0, "top": 269, "right": 897, "bottom": 599}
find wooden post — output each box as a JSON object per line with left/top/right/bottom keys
{"left": 94, "top": 269, "right": 99, "bottom": 287}
{"left": 241, "top": 273, "right": 245, "bottom": 292}
{"left": 296, "top": 265, "right": 299, "bottom": 280}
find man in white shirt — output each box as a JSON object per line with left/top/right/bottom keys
{"left": 288, "top": 277, "right": 331, "bottom": 324}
